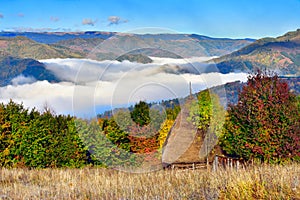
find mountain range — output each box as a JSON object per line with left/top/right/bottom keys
{"left": 0, "top": 31, "right": 253, "bottom": 59}
{"left": 0, "top": 29, "right": 299, "bottom": 87}
{"left": 213, "top": 29, "right": 300, "bottom": 76}
{"left": 0, "top": 31, "right": 254, "bottom": 86}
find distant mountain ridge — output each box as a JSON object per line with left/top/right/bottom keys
{"left": 1, "top": 29, "right": 300, "bottom": 87}
{"left": 0, "top": 31, "right": 253, "bottom": 58}
{"left": 0, "top": 31, "right": 115, "bottom": 44}
{"left": 0, "top": 36, "right": 83, "bottom": 86}
{"left": 0, "top": 36, "right": 82, "bottom": 60}
{"left": 214, "top": 29, "right": 300, "bottom": 75}
{"left": 0, "top": 31, "right": 254, "bottom": 85}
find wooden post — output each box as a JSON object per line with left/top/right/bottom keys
{"left": 227, "top": 158, "right": 230, "bottom": 169}
{"left": 213, "top": 155, "right": 218, "bottom": 172}
{"left": 236, "top": 160, "right": 240, "bottom": 170}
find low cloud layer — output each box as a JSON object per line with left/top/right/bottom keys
{"left": 11, "top": 75, "right": 36, "bottom": 86}
{"left": 0, "top": 81, "right": 74, "bottom": 115}
{"left": 0, "top": 58, "right": 248, "bottom": 117}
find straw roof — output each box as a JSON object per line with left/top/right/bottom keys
{"left": 162, "top": 97, "right": 222, "bottom": 166}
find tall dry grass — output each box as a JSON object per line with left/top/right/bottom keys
{"left": 0, "top": 164, "right": 299, "bottom": 200}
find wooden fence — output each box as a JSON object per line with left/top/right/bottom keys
{"left": 166, "top": 162, "right": 208, "bottom": 170}
{"left": 163, "top": 155, "right": 246, "bottom": 171}
{"left": 212, "top": 155, "right": 246, "bottom": 171}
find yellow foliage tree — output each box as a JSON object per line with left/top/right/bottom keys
{"left": 158, "top": 119, "right": 174, "bottom": 149}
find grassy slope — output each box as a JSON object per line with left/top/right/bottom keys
{"left": 0, "top": 164, "right": 299, "bottom": 199}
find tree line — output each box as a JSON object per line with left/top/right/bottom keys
{"left": 0, "top": 71, "right": 299, "bottom": 168}
{"left": 0, "top": 99, "right": 179, "bottom": 168}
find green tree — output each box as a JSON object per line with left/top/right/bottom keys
{"left": 220, "top": 71, "right": 300, "bottom": 163}
{"left": 0, "top": 100, "right": 87, "bottom": 168}
{"left": 188, "top": 89, "right": 225, "bottom": 137}
{"left": 149, "top": 107, "right": 166, "bottom": 132}
{"left": 112, "top": 109, "right": 132, "bottom": 131}
{"left": 128, "top": 102, "right": 165, "bottom": 154}
{"left": 166, "top": 105, "right": 181, "bottom": 120}
{"left": 102, "top": 118, "right": 131, "bottom": 151}
{"left": 0, "top": 100, "right": 31, "bottom": 167}
{"left": 13, "top": 112, "right": 87, "bottom": 168}
{"left": 130, "top": 101, "right": 150, "bottom": 126}
{"left": 187, "top": 90, "right": 225, "bottom": 164}
{"left": 77, "top": 119, "right": 136, "bottom": 168}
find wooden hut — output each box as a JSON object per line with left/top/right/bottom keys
{"left": 162, "top": 96, "right": 223, "bottom": 169}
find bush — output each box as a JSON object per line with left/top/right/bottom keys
{"left": 0, "top": 100, "right": 87, "bottom": 168}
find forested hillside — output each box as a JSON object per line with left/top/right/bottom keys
{"left": 214, "top": 29, "right": 300, "bottom": 75}
{"left": 0, "top": 56, "right": 59, "bottom": 86}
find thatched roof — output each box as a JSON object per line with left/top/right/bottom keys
{"left": 162, "top": 97, "right": 222, "bottom": 165}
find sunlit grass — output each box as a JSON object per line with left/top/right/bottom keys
{"left": 0, "top": 164, "right": 299, "bottom": 199}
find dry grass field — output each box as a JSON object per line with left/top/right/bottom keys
{"left": 0, "top": 164, "right": 299, "bottom": 200}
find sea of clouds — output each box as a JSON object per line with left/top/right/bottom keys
{"left": 0, "top": 57, "right": 248, "bottom": 118}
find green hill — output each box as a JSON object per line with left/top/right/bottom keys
{"left": 0, "top": 56, "right": 59, "bottom": 86}
{"left": 52, "top": 38, "right": 104, "bottom": 55}
{"left": 0, "top": 36, "right": 83, "bottom": 86}
{"left": 116, "top": 53, "right": 153, "bottom": 63}
{"left": 213, "top": 29, "right": 300, "bottom": 75}
{"left": 0, "top": 36, "right": 83, "bottom": 60}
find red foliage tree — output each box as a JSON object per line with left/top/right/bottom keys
{"left": 127, "top": 124, "right": 159, "bottom": 154}
{"left": 220, "top": 71, "right": 300, "bottom": 163}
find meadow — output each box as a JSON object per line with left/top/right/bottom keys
{"left": 0, "top": 164, "right": 299, "bottom": 200}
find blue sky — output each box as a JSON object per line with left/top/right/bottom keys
{"left": 0, "top": 0, "right": 300, "bottom": 38}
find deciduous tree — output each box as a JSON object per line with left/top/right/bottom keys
{"left": 220, "top": 71, "right": 300, "bottom": 163}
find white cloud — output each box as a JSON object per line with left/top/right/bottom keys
{"left": 108, "top": 16, "right": 128, "bottom": 26}
{"left": 82, "top": 18, "right": 97, "bottom": 26}
{"left": 150, "top": 56, "right": 218, "bottom": 65}
{"left": 0, "top": 81, "right": 74, "bottom": 115}
{"left": 11, "top": 75, "right": 36, "bottom": 86}
{"left": 8, "top": 27, "right": 60, "bottom": 32}
{"left": 0, "top": 58, "right": 248, "bottom": 118}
